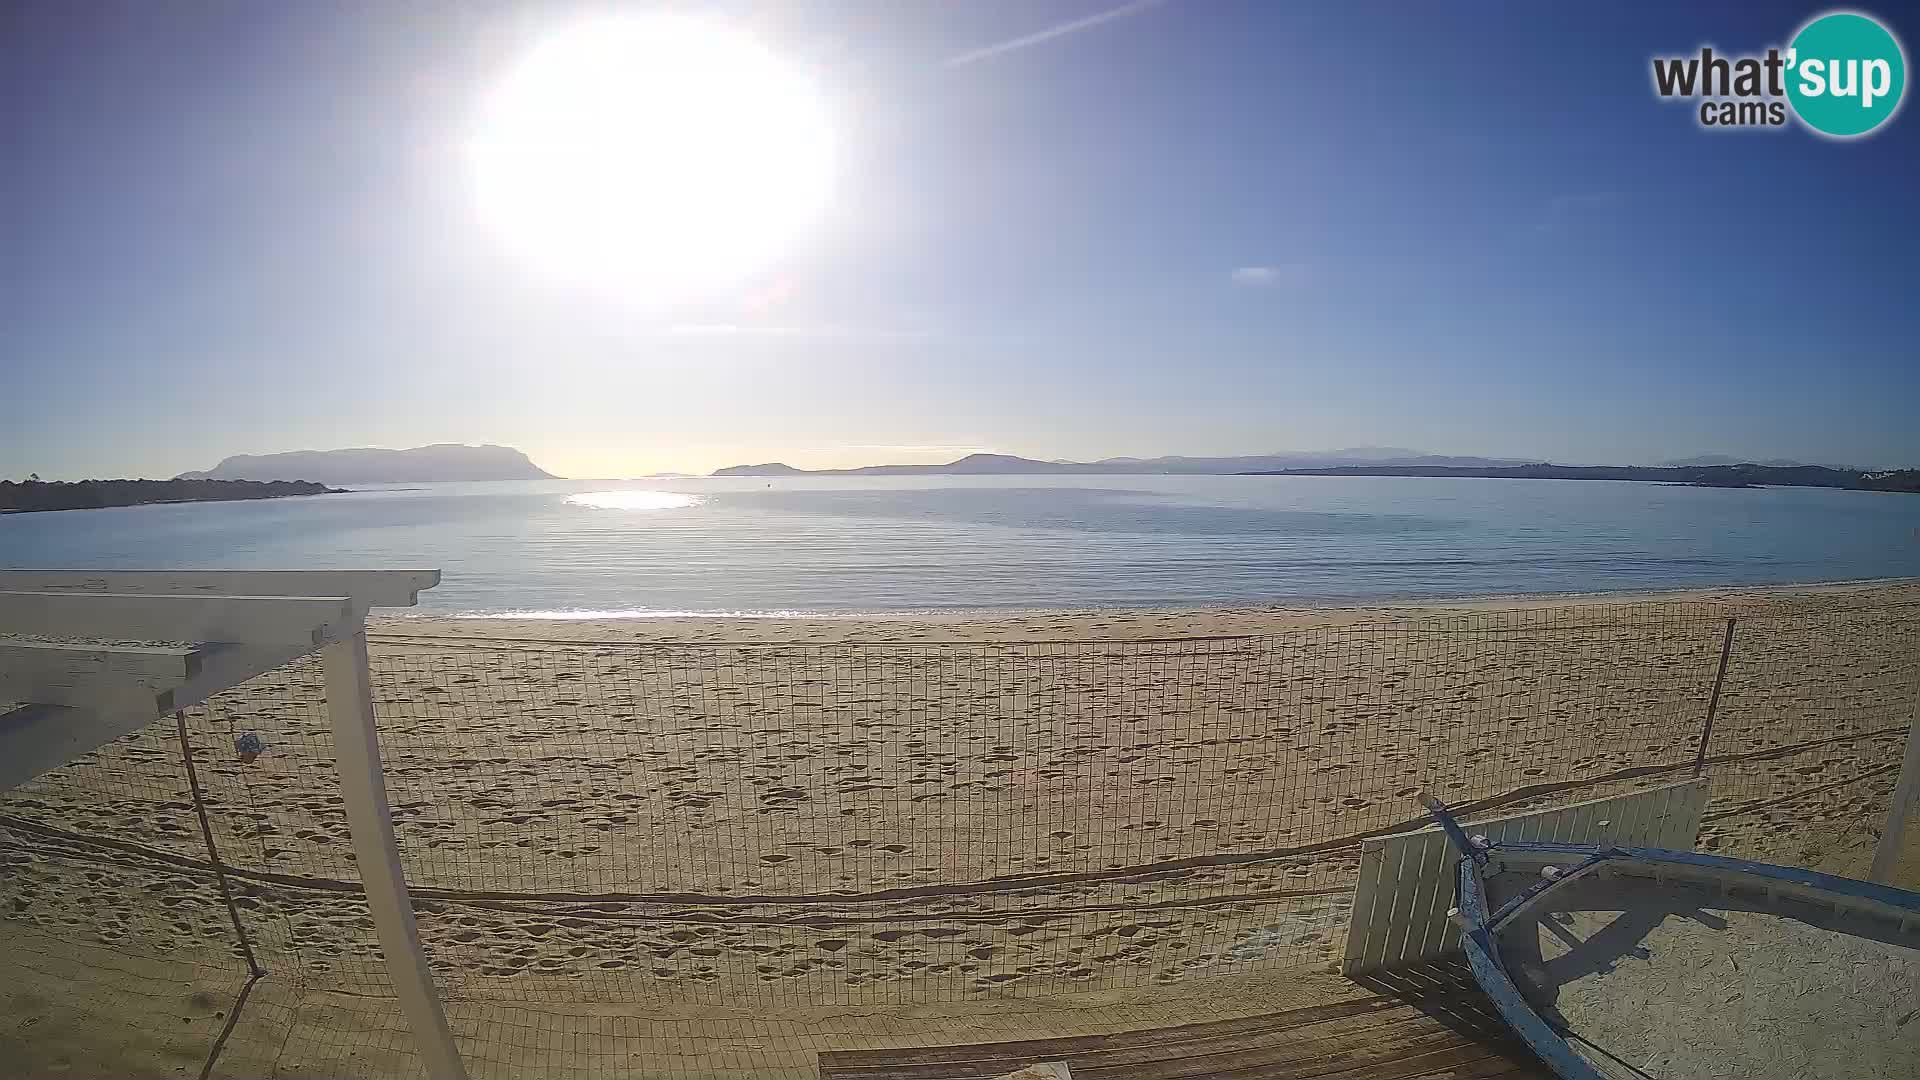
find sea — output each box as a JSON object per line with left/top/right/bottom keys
{"left": 4, "top": 476, "right": 1918, "bottom": 616}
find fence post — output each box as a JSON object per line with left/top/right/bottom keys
{"left": 1693, "top": 617, "right": 1737, "bottom": 776}
{"left": 1870, "top": 689, "right": 1920, "bottom": 883}
{"left": 322, "top": 630, "right": 469, "bottom": 1080}
{"left": 173, "top": 711, "right": 263, "bottom": 979}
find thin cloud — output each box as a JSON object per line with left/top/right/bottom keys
{"left": 946, "top": 0, "right": 1167, "bottom": 67}
{"left": 1230, "top": 264, "right": 1305, "bottom": 287}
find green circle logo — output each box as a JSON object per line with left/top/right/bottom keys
{"left": 1787, "top": 12, "right": 1906, "bottom": 137}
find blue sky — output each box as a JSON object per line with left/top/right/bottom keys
{"left": 3, "top": 0, "right": 1917, "bottom": 479}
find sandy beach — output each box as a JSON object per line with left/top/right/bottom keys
{"left": 2, "top": 580, "right": 1916, "bottom": 1078}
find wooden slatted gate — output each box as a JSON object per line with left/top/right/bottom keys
{"left": 1342, "top": 780, "right": 1710, "bottom": 975}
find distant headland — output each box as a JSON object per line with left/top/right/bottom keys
{"left": 177, "top": 443, "right": 557, "bottom": 484}
{"left": 1, "top": 478, "right": 343, "bottom": 514}
{"left": 6, "top": 444, "right": 560, "bottom": 513}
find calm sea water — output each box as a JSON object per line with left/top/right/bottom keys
{"left": 4, "top": 476, "right": 1918, "bottom": 615}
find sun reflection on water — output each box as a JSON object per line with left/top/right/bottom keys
{"left": 565, "top": 490, "right": 699, "bottom": 511}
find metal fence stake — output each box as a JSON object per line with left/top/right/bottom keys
{"left": 1694, "top": 617, "right": 1737, "bottom": 775}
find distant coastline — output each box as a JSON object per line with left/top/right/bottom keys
{"left": 0, "top": 478, "right": 343, "bottom": 514}
{"left": 708, "top": 451, "right": 1919, "bottom": 490}
{"left": 711, "top": 450, "right": 1536, "bottom": 476}
{"left": 1239, "top": 463, "right": 1920, "bottom": 492}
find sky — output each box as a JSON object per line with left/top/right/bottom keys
{"left": 3, "top": 0, "right": 1917, "bottom": 480}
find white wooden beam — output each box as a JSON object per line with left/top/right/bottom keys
{"left": 164, "top": 642, "right": 314, "bottom": 714}
{"left": 0, "top": 639, "right": 203, "bottom": 705}
{"left": 0, "top": 592, "right": 356, "bottom": 647}
{"left": 0, "top": 679, "right": 173, "bottom": 717}
{"left": 0, "top": 642, "right": 330, "bottom": 790}
{"left": 0, "top": 702, "right": 170, "bottom": 791}
{"left": 0, "top": 638, "right": 203, "bottom": 679}
{"left": 0, "top": 570, "right": 439, "bottom": 609}
{"left": 322, "top": 631, "right": 468, "bottom": 1080}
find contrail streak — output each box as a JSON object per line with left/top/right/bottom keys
{"left": 945, "top": 0, "right": 1167, "bottom": 67}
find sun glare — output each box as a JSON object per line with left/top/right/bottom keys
{"left": 470, "top": 15, "right": 833, "bottom": 301}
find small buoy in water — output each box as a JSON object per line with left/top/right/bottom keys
{"left": 235, "top": 732, "right": 265, "bottom": 764}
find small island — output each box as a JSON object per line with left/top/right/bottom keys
{"left": 178, "top": 443, "right": 555, "bottom": 484}
{"left": 1, "top": 478, "right": 344, "bottom": 514}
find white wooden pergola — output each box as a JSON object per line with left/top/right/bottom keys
{"left": 0, "top": 569, "right": 468, "bottom": 1080}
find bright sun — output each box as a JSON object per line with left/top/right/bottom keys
{"left": 470, "top": 15, "right": 833, "bottom": 300}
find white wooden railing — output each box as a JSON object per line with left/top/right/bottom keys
{"left": 0, "top": 569, "right": 468, "bottom": 1080}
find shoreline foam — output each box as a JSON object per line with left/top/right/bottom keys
{"left": 386, "top": 575, "right": 1920, "bottom": 625}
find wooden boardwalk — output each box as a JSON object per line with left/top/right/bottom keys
{"left": 816, "top": 965, "right": 1549, "bottom": 1080}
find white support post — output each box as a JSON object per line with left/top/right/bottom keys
{"left": 322, "top": 630, "right": 468, "bottom": 1080}
{"left": 1870, "top": 693, "right": 1920, "bottom": 884}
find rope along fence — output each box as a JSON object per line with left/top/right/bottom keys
{"left": 0, "top": 599, "right": 1914, "bottom": 1077}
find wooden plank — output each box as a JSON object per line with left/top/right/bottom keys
{"left": 1502, "top": 809, "right": 1544, "bottom": 846}
{"left": 1342, "top": 840, "right": 1391, "bottom": 972}
{"left": 0, "top": 569, "right": 439, "bottom": 608}
{"left": 0, "top": 683, "right": 170, "bottom": 720}
{"left": 1380, "top": 834, "right": 1436, "bottom": 971}
{"left": 0, "top": 642, "right": 324, "bottom": 791}
{"left": 0, "top": 637, "right": 202, "bottom": 682}
{"left": 1351, "top": 835, "right": 1422, "bottom": 974}
{"left": 818, "top": 998, "right": 1406, "bottom": 1071}
{"left": 322, "top": 631, "right": 467, "bottom": 1080}
{"left": 1637, "top": 784, "right": 1668, "bottom": 846}
{"left": 165, "top": 642, "right": 314, "bottom": 714}
{"left": 1610, "top": 789, "right": 1646, "bottom": 845}
{"left": 0, "top": 702, "right": 173, "bottom": 792}
{"left": 1408, "top": 1058, "right": 1552, "bottom": 1080}
{"left": 1374, "top": 836, "right": 1422, "bottom": 968}
{"left": 1073, "top": 1022, "right": 1515, "bottom": 1079}
{"left": 0, "top": 639, "right": 203, "bottom": 708}
{"left": 1403, "top": 826, "right": 1461, "bottom": 962}
{"left": 1064, "top": 1009, "right": 1498, "bottom": 1076}
{"left": 1872, "top": 697, "right": 1919, "bottom": 883}
{"left": 1358, "top": 843, "right": 1406, "bottom": 973}
{"left": 1563, "top": 800, "right": 1598, "bottom": 846}
{"left": 1643, "top": 780, "right": 1674, "bottom": 841}
{"left": 820, "top": 1011, "right": 1440, "bottom": 1079}
{"left": 1545, "top": 797, "right": 1577, "bottom": 842}
{"left": 1645, "top": 783, "right": 1676, "bottom": 843}
{"left": 817, "top": 998, "right": 1525, "bottom": 1080}
{"left": 0, "top": 591, "right": 354, "bottom": 646}
{"left": 1672, "top": 782, "right": 1704, "bottom": 844}
{"left": 1652, "top": 783, "right": 1697, "bottom": 847}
